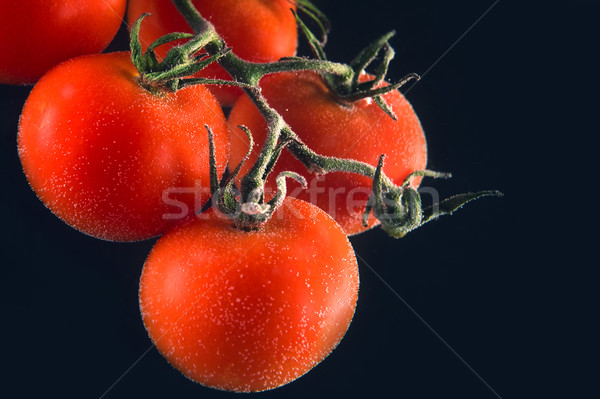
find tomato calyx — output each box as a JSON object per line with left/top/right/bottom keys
{"left": 296, "top": 23, "right": 420, "bottom": 120}
{"left": 363, "top": 155, "right": 503, "bottom": 238}
{"left": 206, "top": 124, "right": 307, "bottom": 230}
{"left": 129, "top": 14, "right": 249, "bottom": 93}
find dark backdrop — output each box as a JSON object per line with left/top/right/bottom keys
{"left": 0, "top": 1, "right": 594, "bottom": 398}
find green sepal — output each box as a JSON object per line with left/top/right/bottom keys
{"left": 262, "top": 136, "right": 293, "bottom": 181}
{"left": 402, "top": 169, "right": 452, "bottom": 187}
{"left": 130, "top": 16, "right": 197, "bottom": 76}
{"left": 148, "top": 32, "right": 195, "bottom": 54}
{"left": 373, "top": 95, "right": 397, "bottom": 120}
{"left": 349, "top": 31, "right": 395, "bottom": 91}
{"left": 422, "top": 190, "right": 504, "bottom": 225}
{"left": 294, "top": 0, "right": 330, "bottom": 43}
{"left": 130, "top": 14, "right": 149, "bottom": 73}
{"left": 219, "top": 125, "right": 254, "bottom": 215}
{"left": 145, "top": 47, "right": 229, "bottom": 82}
{"left": 263, "top": 171, "right": 307, "bottom": 219}
{"left": 372, "top": 42, "right": 395, "bottom": 88}
{"left": 293, "top": 9, "right": 326, "bottom": 61}
{"left": 342, "top": 72, "right": 420, "bottom": 102}
{"left": 362, "top": 154, "right": 386, "bottom": 227}
{"left": 205, "top": 125, "right": 219, "bottom": 196}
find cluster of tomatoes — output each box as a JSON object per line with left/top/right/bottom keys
{"left": 2, "top": 0, "right": 446, "bottom": 393}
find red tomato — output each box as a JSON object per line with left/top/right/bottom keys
{"left": 127, "top": 0, "right": 298, "bottom": 105}
{"left": 17, "top": 52, "right": 229, "bottom": 242}
{"left": 0, "top": 0, "right": 126, "bottom": 85}
{"left": 139, "top": 197, "right": 359, "bottom": 392}
{"left": 228, "top": 71, "right": 428, "bottom": 235}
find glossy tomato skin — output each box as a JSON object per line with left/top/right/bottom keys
{"left": 127, "top": 0, "right": 298, "bottom": 105}
{"left": 228, "top": 71, "right": 428, "bottom": 235}
{"left": 0, "top": 0, "right": 126, "bottom": 85}
{"left": 18, "top": 52, "right": 229, "bottom": 242}
{"left": 139, "top": 198, "right": 359, "bottom": 392}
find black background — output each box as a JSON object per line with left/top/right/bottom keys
{"left": 0, "top": 1, "right": 595, "bottom": 398}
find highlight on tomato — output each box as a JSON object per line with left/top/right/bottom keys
{"left": 127, "top": 0, "right": 299, "bottom": 105}
{"left": 0, "top": 0, "right": 126, "bottom": 85}
{"left": 227, "top": 70, "right": 428, "bottom": 235}
{"left": 17, "top": 51, "right": 230, "bottom": 242}
{"left": 139, "top": 197, "right": 359, "bottom": 392}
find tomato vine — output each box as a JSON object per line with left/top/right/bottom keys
{"left": 132, "top": 0, "right": 501, "bottom": 236}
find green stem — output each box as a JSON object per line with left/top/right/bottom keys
{"left": 171, "top": 0, "right": 397, "bottom": 211}
{"left": 168, "top": 0, "right": 501, "bottom": 236}
{"left": 172, "top": 0, "right": 351, "bottom": 84}
{"left": 171, "top": 0, "right": 213, "bottom": 35}
{"left": 171, "top": 0, "right": 355, "bottom": 204}
{"left": 238, "top": 90, "right": 285, "bottom": 203}
{"left": 253, "top": 58, "right": 353, "bottom": 80}
{"left": 286, "top": 137, "right": 395, "bottom": 187}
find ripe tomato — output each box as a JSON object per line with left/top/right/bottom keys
{"left": 18, "top": 52, "right": 229, "bottom": 242}
{"left": 0, "top": 0, "right": 126, "bottom": 85}
{"left": 127, "top": 0, "right": 298, "bottom": 105}
{"left": 228, "top": 71, "right": 428, "bottom": 235}
{"left": 139, "top": 197, "right": 359, "bottom": 392}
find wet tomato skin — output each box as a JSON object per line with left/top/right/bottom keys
{"left": 139, "top": 198, "right": 359, "bottom": 392}
{"left": 0, "top": 0, "right": 126, "bottom": 85}
{"left": 127, "top": 0, "right": 298, "bottom": 105}
{"left": 228, "top": 71, "right": 428, "bottom": 235}
{"left": 17, "top": 52, "right": 229, "bottom": 242}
